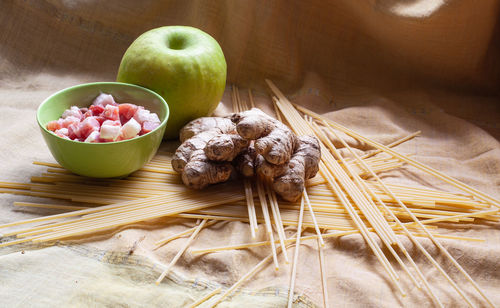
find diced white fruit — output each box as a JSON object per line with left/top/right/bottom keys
{"left": 148, "top": 112, "right": 160, "bottom": 123}
{"left": 100, "top": 124, "right": 121, "bottom": 141}
{"left": 55, "top": 128, "right": 69, "bottom": 136}
{"left": 133, "top": 108, "right": 150, "bottom": 124}
{"left": 62, "top": 106, "right": 82, "bottom": 119}
{"left": 62, "top": 116, "right": 81, "bottom": 128}
{"left": 84, "top": 131, "right": 100, "bottom": 143}
{"left": 121, "top": 118, "right": 141, "bottom": 140}
{"left": 92, "top": 93, "right": 116, "bottom": 106}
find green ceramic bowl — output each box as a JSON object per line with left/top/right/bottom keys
{"left": 37, "top": 82, "right": 169, "bottom": 178}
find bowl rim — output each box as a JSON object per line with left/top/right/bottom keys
{"left": 37, "top": 81, "right": 169, "bottom": 145}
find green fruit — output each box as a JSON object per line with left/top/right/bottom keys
{"left": 117, "top": 26, "right": 227, "bottom": 139}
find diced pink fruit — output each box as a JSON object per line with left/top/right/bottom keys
{"left": 47, "top": 120, "right": 62, "bottom": 132}
{"left": 94, "top": 116, "right": 106, "bottom": 125}
{"left": 83, "top": 111, "right": 92, "bottom": 119}
{"left": 55, "top": 128, "right": 69, "bottom": 137}
{"left": 100, "top": 124, "right": 121, "bottom": 141}
{"left": 133, "top": 107, "right": 151, "bottom": 124}
{"left": 141, "top": 121, "right": 160, "bottom": 135}
{"left": 89, "top": 105, "right": 105, "bottom": 116}
{"left": 62, "top": 106, "right": 83, "bottom": 119}
{"left": 84, "top": 131, "right": 100, "bottom": 143}
{"left": 78, "top": 117, "right": 101, "bottom": 139}
{"left": 102, "top": 120, "right": 121, "bottom": 127}
{"left": 118, "top": 103, "right": 138, "bottom": 124}
{"left": 121, "top": 118, "right": 141, "bottom": 140}
{"left": 102, "top": 105, "right": 119, "bottom": 121}
{"left": 61, "top": 116, "right": 80, "bottom": 128}
{"left": 92, "top": 93, "right": 117, "bottom": 107}
{"left": 68, "top": 123, "right": 80, "bottom": 140}
{"left": 80, "top": 107, "right": 89, "bottom": 113}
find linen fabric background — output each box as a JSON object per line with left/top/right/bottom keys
{"left": 1, "top": 1, "right": 499, "bottom": 307}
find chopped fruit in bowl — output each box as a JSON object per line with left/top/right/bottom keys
{"left": 37, "top": 82, "right": 169, "bottom": 178}
{"left": 46, "top": 93, "right": 161, "bottom": 143}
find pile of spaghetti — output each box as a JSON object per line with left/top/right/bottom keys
{"left": 0, "top": 80, "right": 498, "bottom": 308}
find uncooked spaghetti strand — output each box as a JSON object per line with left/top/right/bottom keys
{"left": 188, "top": 287, "right": 222, "bottom": 308}
{"left": 0, "top": 237, "right": 35, "bottom": 248}
{"left": 256, "top": 180, "right": 280, "bottom": 270}
{"left": 244, "top": 179, "right": 258, "bottom": 238}
{"left": 288, "top": 195, "right": 305, "bottom": 307}
{"left": 155, "top": 220, "right": 218, "bottom": 248}
{"left": 175, "top": 213, "right": 250, "bottom": 223}
{"left": 13, "top": 202, "right": 89, "bottom": 211}
{"left": 32, "top": 161, "right": 62, "bottom": 168}
{"left": 0, "top": 181, "right": 31, "bottom": 190}
{"left": 156, "top": 219, "right": 207, "bottom": 285}
{"left": 368, "top": 181, "right": 463, "bottom": 196}
{"left": 303, "top": 190, "right": 324, "bottom": 247}
{"left": 318, "top": 230, "right": 329, "bottom": 308}
{"left": 269, "top": 188, "right": 287, "bottom": 243}
{"left": 191, "top": 230, "right": 356, "bottom": 255}
{"left": 357, "top": 131, "right": 421, "bottom": 161}
{"left": 138, "top": 166, "right": 178, "bottom": 175}
{"left": 272, "top": 97, "right": 283, "bottom": 122}
{"left": 266, "top": 184, "right": 289, "bottom": 264}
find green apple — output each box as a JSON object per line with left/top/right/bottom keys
{"left": 116, "top": 26, "right": 227, "bottom": 139}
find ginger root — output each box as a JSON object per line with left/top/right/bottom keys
{"left": 172, "top": 108, "right": 321, "bottom": 201}
{"left": 231, "top": 108, "right": 298, "bottom": 165}
{"left": 172, "top": 117, "right": 248, "bottom": 189}
{"left": 234, "top": 135, "right": 321, "bottom": 201}
{"left": 272, "top": 135, "right": 321, "bottom": 201}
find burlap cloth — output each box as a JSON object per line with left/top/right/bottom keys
{"left": 1, "top": 1, "right": 499, "bottom": 307}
